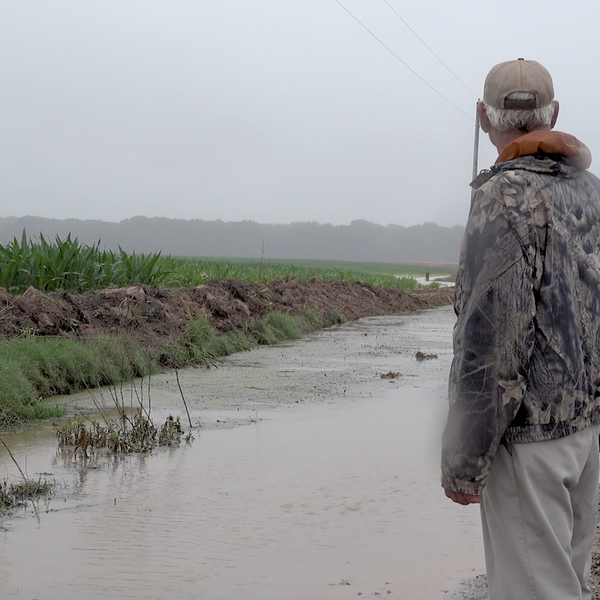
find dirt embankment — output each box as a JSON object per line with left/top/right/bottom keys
{"left": 0, "top": 279, "right": 454, "bottom": 347}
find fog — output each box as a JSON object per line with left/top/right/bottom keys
{"left": 1, "top": 1, "right": 598, "bottom": 228}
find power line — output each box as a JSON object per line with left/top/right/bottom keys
{"left": 333, "top": 0, "right": 473, "bottom": 121}
{"left": 382, "top": 0, "right": 478, "bottom": 98}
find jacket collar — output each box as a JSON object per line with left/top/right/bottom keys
{"left": 496, "top": 130, "right": 591, "bottom": 169}
{"left": 471, "top": 131, "right": 592, "bottom": 190}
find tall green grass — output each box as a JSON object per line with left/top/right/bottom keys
{"left": 0, "top": 233, "right": 450, "bottom": 295}
{"left": 0, "top": 314, "right": 316, "bottom": 429}
{"left": 0, "top": 334, "right": 160, "bottom": 427}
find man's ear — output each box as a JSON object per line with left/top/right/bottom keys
{"left": 478, "top": 102, "right": 492, "bottom": 133}
{"left": 550, "top": 101, "right": 560, "bottom": 129}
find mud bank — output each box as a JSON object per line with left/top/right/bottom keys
{"left": 0, "top": 279, "right": 453, "bottom": 427}
{"left": 0, "top": 279, "right": 453, "bottom": 346}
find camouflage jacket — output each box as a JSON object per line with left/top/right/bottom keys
{"left": 441, "top": 145, "right": 600, "bottom": 495}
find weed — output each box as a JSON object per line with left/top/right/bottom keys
{"left": 158, "top": 415, "right": 189, "bottom": 446}
{"left": 54, "top": 364, "right": 193, "bottom": 456}
{"left": 186, "top": 317, "right": 231, "bottom": 358}
{"left": 0, "top": 477, "right": 54, "bottom": 513}
{"left": 0, "top": 436, "right": 55, "bottom": 514}
{"left": 57, "top": 412, "right": 189, "bottom": 457}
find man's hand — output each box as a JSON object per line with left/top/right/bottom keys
{"left": 444, "top": 489, "right": 481, "bottom": 505}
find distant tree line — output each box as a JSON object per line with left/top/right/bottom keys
{"left": 0, "top": 216, "right": 464, "bottom": 264}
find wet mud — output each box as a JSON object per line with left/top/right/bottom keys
{"left": 55, "top": 303, "right": 454, "bottom": 426}
{"left": 0, "top": 307, "right": 486, "bottom": 599}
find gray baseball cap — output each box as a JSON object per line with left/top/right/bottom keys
{"left": 483, "top": 58, "right": 554, "bottom": 109}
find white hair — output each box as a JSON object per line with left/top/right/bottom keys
{"left": 484, "top": 92, "right": 556, "bottom": 133}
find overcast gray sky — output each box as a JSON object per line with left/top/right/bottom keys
{"left": 1, "top": 1, "right": 598, "bottom": 228}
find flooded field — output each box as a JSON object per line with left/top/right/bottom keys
{"left": 0, "top": 307, "right": 484, "bottom": 599}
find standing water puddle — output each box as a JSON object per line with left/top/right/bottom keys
{"left": 0, "top": 307, "right": 483, "bottom": 599}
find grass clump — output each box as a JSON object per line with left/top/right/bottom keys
{"left": 248, "top": 313, "right": 304, "bottom": 345}
{"left": 187, "top": 317, "right": 233, "bottom": 357}
{"left": 56, "top": 366, "right": 194, "bottom": 457}
{"left": 0, "top": 436, "right": 55, "bottom": 513}
{"left": 0, "top": 477, "right": 54, "bottom": 513}
{"left": 0, "top": 358, "right": 67, "bottom": 427}
{"left": 266, "top": 313, "right": 303, "bottom": 340}
{"left": 303, "top": 308, "right": 323, "bottom": 330}
{"left": 160, "top": 317, "right": 226, "bottom": 368}
{"left": 225, "top": 329, "right": 256, "bottom": 352}
{"left": 329, "top": 309, "right": 345, "bottom": 325}
{"left": 248, "top": 319, "right": 279, "bottom": 345}
{"left": 92, "top": 335, "right": 158, "bottom": 382}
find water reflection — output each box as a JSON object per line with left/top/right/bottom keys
{"left": 0, "top": 309, "right": 483, "bottom": 600}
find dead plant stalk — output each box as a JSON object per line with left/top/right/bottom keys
{"left": 0, "top": 436, "right": 27, "bottom": 481}
{"left": 175, "top": 367, "right": 193, "bottom": 428}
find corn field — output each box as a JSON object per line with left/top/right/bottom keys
{"left": 0, "top": 232, "right": 166, "bottom": 293}
{"left": 0, "top": 232, "right": 439, "bottom": 294}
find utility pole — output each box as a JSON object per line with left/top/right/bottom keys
{"left": 471, "top": 100, "right": 481, "bottom": 203}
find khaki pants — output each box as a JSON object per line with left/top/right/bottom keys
{"left": 481, "top": 425, "right": 600, "bottom": 600}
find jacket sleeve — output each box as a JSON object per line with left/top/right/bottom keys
{"left": 441, "top": 184, "right": 536, "bottom": 495}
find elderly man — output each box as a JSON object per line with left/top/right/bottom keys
{"left": 441, "top": 59, "right": 600, "bottom": 600}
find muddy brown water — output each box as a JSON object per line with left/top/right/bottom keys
{"left": 0, "top": 307, "right": 484, "bottom": 599}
